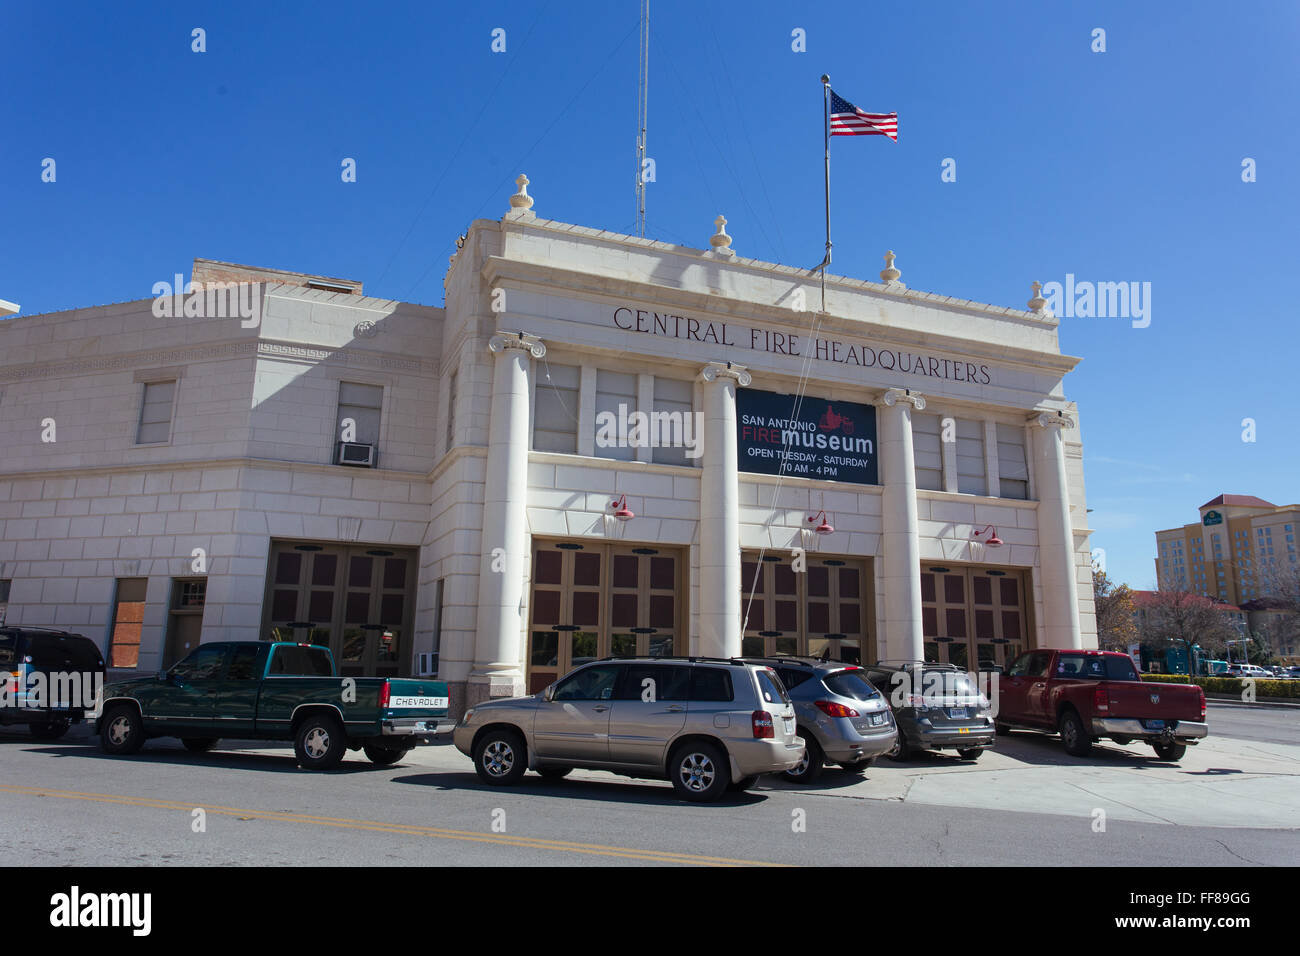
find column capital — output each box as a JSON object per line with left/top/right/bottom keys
{"left": 881, "top": 387, "right": 926, "bottom": 410}
{"left": 1031, "top": 409, "right": 1075, "bottom": 429}
{"left": 699, "top": 360, "right": 751, "bottom": 387}
{"left": 488, "top": 330, "right": 546, "bottom": 358}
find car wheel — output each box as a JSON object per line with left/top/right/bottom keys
{"left": 995, "top": 721, "right": 1010, "bottom": 737}
{"left": 888, "top": 733, "right": 912, "bottom": 761}
{"left": 294, "top": 713, "right": 347, "bottom": 770}
{"left": 1058, "top": 709, "right": 1092, "bottom": 757}
{"left": 472, "top": 728, "right": 527, "bottom": 786}
{"left": 28, "top": 719, "right": 71, "bottom": 741}
{"left": 1152, "top": 741, "right": 1187, "bottom": 761}
{"left": 536, "top": 765, "right": 573, "bottom": 780}
{"left": 363, "top": 744, "right": 410, "bottom": 766}
{"left": 669, "top": 741, "right": 729, "bottom": 802}
{"left": 182, "top": 738, "right": 219, "bottom": 753}
{"left": 100, "top": 706, "right": 145, "bottom": 756}
{"left": 782, "top": 733, "right": 825, "bottom": 784}
{"left": 727, "top": 774, "right": 760, "bottom": 792}
{"left": 957, "top": 747, "right": 983, "bottom": 761}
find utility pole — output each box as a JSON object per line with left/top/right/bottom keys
{"left": 635, "top": 0, "right": 649, "bottom": 236}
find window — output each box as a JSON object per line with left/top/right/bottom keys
{"left": 689, "top": 667, "right": 734, "bottom": 702}
{"left": 227, "top": 644, "right": 261, "bottom": 680}
{"left": 337, "top": 382, "right": 383, "bottom": 446}
{"left": 996, "top": 423, "right": 1029, "bottom": 499}
{"left": 108, "top": 578, "right": 148, "bottom": 668}
{"left": 955, "top": 418, "right": 985, "bottom": 495}
{"left": 445, "top": 371, "right": 457, "bottom": 452}
{"left": 0, "top": 579, "right": 8, "bottom": 626}
{"left": 911, "top": 413, "right": 943, "bottom": 491}
{"left": 755, "top": 668, "right": 790, "bottom": 705}
{"left": 533, "top": 363, "right": 579, "bottom": 453}
{"left": 170, "top": 645, "right": 227, "bottom": 681}
{"left": 651, "top": 377, "right": 695, "bottom": 467}
{"left": 268, "top": 644, "right": 334, "bottom": 676}
{"left": 595, "top": 370, "right": 637, "bottom": 462}
{"left": 616, "top": 663, "right": 690, "bottom": 700}
{"left": 553, "top": 663, "right": 622, "bottom": 701}
{"left": 136, "top": 380, "right": 176, "bottom": 444}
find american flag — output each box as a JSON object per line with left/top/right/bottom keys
{"left": 829, "top": 91, "right": 898, "bottom": 141}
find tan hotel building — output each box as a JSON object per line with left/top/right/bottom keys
{"left": 0, "top": 177, "right": 1098, "bottom": 715}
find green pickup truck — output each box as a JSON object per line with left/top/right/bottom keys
{"left": 95, "top": 641, "right": 452, "bottom": 770}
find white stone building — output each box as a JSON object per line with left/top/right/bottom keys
{"left": 0, "top": 177, "right": 1096, "bottom": 716}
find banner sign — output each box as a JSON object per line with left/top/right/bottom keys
{"left": 737, "top": 389, "right": 878, "bottom": 485}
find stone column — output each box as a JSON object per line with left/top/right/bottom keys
{"left": 469, "top": 331, "right": 544, "bottom": 704}
{"left": 879, "top": 388, "right": 926, "bottom": 663}
{"left": 697, "top": 361, "right": 750, "bottom": 657}
{"left": 1031, "top": 410, "right": 1083, "bottom": 649}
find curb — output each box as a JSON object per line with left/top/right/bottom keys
{"left": 1204, "top": 695, "right": 1300, "bottom": 711}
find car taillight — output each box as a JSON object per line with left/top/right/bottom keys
{"left": 751, "top": 710, "right": 774, "bottom": 739}
{"left": 814, "top": 700, "right": 860, "bottom": 719}
{"left": 1198, "top": 686, "right": 1206, "bottom": 721}
{"left": 1094, "top": 684, "right": 1109, "bottom": 713}
{"left": 379, "top": 679, "right": 390, "bottom": 709}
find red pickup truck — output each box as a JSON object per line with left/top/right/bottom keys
{"left": 997, "top": 649, "right": 1207, "bottom": 760}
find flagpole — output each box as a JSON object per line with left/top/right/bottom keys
{"left": 820, "top": 74, "right": 832, "bottom": 314}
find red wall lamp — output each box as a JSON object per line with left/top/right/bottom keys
{"left": 610, "top": 494, "right": 635, "bottom": 521}
{"left": 972, "top": 524, "right": 1003, "bottom": 548}
{"left": 807, "top": 510, "right": 835, "bottom": 535}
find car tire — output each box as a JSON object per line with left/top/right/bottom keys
{"left": 957, "top": 748, "right": 983, "bottom": 761}
{"left": 782, "top": 733, "right": 824, "bottom": 784}
{"left": 363, "top": 744, "right": 410, "bottom": 765}
{"left": 182, "top": 738, "right": 219, "bottom": 753}
{"left": 1152, "top": 741, "right": 1187, "bottom": 761}
{"left": 536, "top": 765, "right": 573, "bottom": 780}
{"left": 294, "top": 713, "right": 347, "bottom": 770}
{"left": 1058, "top": 709, "right": 1092, "bottom": 757}
{"left": 668, "top": 741, "right": 730, "bottom": 802}
{"left": 100, "top": 706, "right": 145, "bottom": 756}
{"left": 28, "top": 719, "right": 71, "bottom": 741}
{"left": 727, "top": 774, "right": 760, "bottom": 792}
{"left": 472, "top": 728, "right": 528, "bottom": 786}
{"left": 888, "top": 733, "right": 912, "bottom": 762}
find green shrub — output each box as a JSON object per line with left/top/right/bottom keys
{"left": 1140, "top": 673, "right": 1300, "bottom": 698}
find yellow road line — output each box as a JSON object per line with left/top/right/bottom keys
{"left": 0, "top": 783, "right": 789, "bottom": 866}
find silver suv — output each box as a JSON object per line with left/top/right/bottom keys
{"left": 454, "top": 657, "right": 803, "bottom": 802}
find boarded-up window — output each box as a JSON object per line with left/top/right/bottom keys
{"left": 108, "top": 578, "right": 148, "bottom": 668}
{"left": 997, "top": 423, "right": 1029, "bottom": 499}
{"left": 912, "top": 413, "right": 943, "bottom": 491}
{"left": 533, "top": 363, "right": 579, "bottom": 453}
{"left": 595, "top": 370, "right": 637, "bottom": 461}
{"left": 136, "top": 381, "right": 176, "bottom": 444}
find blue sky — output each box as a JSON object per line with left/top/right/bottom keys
{"left": 3, "top": 0, "right": 1297, "bottom": 590}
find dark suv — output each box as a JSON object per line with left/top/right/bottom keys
{"left": 0, "top": 627, "right": 106, "bottom": 740}
{"left": 866, "top": 660, "right": 995, "bottom": 761}
{"left": 744, "top": 657, "right": 897, "bottom": 783}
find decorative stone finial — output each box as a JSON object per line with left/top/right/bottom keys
{"left": 880, "top": 250, "right": 901, "bottom": 283}
{"left": 709, "top": 214, "right": 734, "bottom": 256}
{"left": 508, "top": 174, "right": 535, "bottom": 216}
{"left": 1027, "top": 280, "right": 1047, "bottom": 312}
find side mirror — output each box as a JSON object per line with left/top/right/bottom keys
{"left": 543, "top": 684, "right": 556, "bottom": 702}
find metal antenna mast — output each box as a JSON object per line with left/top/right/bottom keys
{"left": 635, "top": 0, "right": 649, "bottom": 236}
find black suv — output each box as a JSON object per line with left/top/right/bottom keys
{"left": 865, "top": 660, "right": 996, "bottom": 761}
{"left": 0, "top": 627, "right": 106, "bottom": 740}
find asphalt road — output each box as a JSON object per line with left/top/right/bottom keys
{"left": 2, "top": 723, "right": 1296, "bottom": 867}
{"left": 1204, "top": 701, "right": 1300, "bottom": 745}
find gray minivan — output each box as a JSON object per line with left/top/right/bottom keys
{"left": 454, "top": 657, "right": 804, "bottom": 802}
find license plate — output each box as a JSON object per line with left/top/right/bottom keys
{"left": 958, "top": 727, "right": 970, "bottom": 734}
{"left": 784, "top": 717, "right": 795, "bottom": 734}
{"left": 948, "top": 707, "right": 968, "bottom": 719}
{"left": 1145, "top": 719, "right": 1165, "bottom": 730}
{"left": 870, "top": 713, "right": 885, "bottom": 726}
